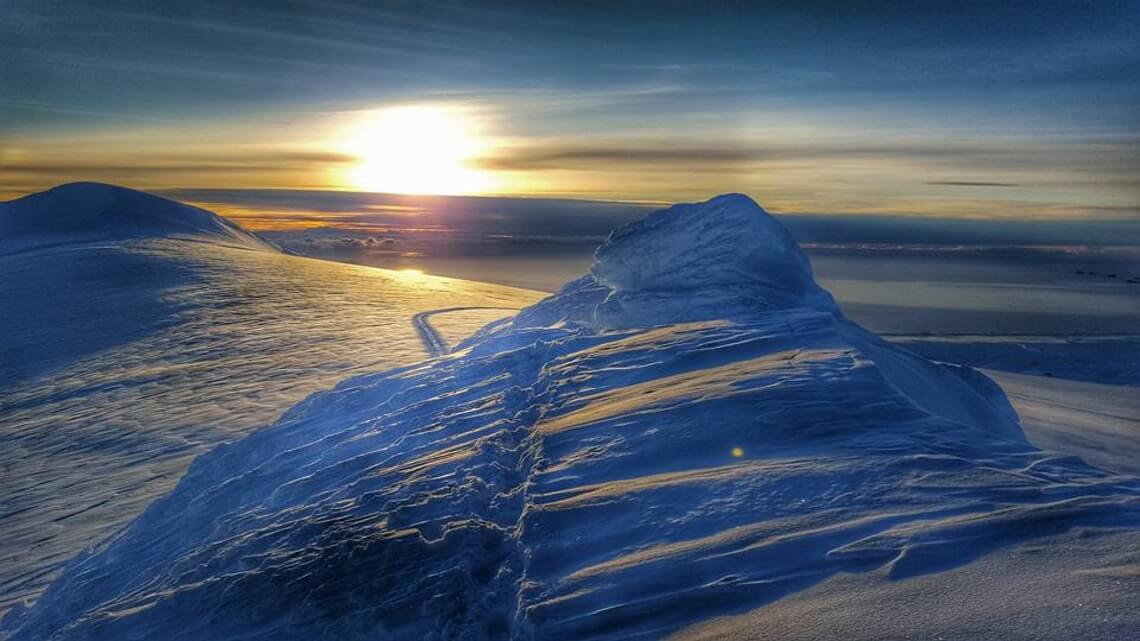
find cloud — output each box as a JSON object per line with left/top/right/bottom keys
{"left": 474, "top": 138, "right": 1139, "bottom": 181}
{"left": 475, "top": 145, "right": 758, "bottom": 171}
{"left": 1, "top": 152, "right": 354, "bottom": 177}
{"left": 161, "top": 188, "right": 657, "bottom": 238}
{"left": 152, "top": 188, "right": 1140, "bottom": 248}
{"left": 286, "top": 235, "right": 404, "bottom": 250}
{"left": 0, "top": 150, "right": 356, "bottom": 198}
{"left": 926, "top": 181, "right": 1021, "bottom": 187}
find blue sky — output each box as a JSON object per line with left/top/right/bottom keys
{"left": 2, "top": 1, "right": 1138, "bottom": 221}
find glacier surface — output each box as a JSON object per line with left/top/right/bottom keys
{"left": 3, "top": 194, "right": 1138, "bottom": 640}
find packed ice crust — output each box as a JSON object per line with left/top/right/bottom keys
{"left": 4, "top": 194, "right": 1137, "bottom": 641}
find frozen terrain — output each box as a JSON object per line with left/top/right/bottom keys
{"left": 0, "top": 183, "right": 543, "bottom": 615}
{"left": 985, "top": 370, "right": 1140, "bottom": 477}
{"left": 4, "top": 194, "right": 1137, "bottom": 640}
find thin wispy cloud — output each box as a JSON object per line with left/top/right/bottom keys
{"left": 2, "top": 1, "right": 1136, "bottom": 221}
{"left": 927, "top": 181, "right": 1021, "bottom": 188}
{"left": 148, "top": 188, "right": 1140, "bottom": 247}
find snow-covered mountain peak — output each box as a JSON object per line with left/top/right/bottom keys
{"left": 593, "top": 193, "right": 811, "bottom": 293}
{"left": 512, "top": 194, "right": 839, "bottom": 330}
{"left": 1, "top": 182, "right": 275, "bottom": 253}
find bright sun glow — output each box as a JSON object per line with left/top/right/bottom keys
{"left": 342, "top": 105, "right": 491, "bottom": 195}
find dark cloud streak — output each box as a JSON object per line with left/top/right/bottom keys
{"left": 151, "top": 188, "right": 1140, "bottom": 246}
{"left": 477, "top": 139, "right": 1138, "bottom": 179}
{"left": 927, "top": 181, "right": 1021, "bottom": 188}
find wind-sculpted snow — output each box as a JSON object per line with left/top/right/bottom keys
{"left": 5, "top": 195, "right": 1139, "bottom": 640}
{"left": 0, "top": 185, "right": 543, "bottom": 615}
{"left": 590, "top": 194, "right": 838, "bottom": 327}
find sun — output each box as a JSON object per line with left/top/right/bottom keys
{"left": 341, "top": 105, "right": 491, "bottom": 195}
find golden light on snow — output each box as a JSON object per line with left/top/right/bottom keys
{"left": 731, "top": 447, "right": 744, "bottom": 458}
{"left": 393, "top": 267, "right": 432, "bottom": 284}
{"left": 341, "top": 105, "right": 491, "bottom": 195}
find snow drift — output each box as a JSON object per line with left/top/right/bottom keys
{"left": 0, "top": 184, "right": 541, "bottom": 616}
{"left": 4, "top": 195, "right": 1137, "bottom": 640}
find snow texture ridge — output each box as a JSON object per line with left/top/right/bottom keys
{"left": 590, "top": 193, "right": 838, "bottom": 327}
{"left": 0, "top": 185, "right": 543, "bottom": 616}
{"left": 3, "top": 194, "right": 1138, "bottom": 641}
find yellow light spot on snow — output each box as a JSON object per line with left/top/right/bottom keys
{"left": 731, "top": 447, "right": 744, "bottom": 458}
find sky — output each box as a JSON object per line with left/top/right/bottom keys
{"left": 2, "top": 1, "right": 1139, "bottom": 224}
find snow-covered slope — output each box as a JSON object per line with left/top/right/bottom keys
{"left": 4, "top": 195, "right": 1138, "bottom": 640}
{"left": 0, "top": 182, "right": 275, "bottom": 254}
{"left": 0, "top": 184, "right": 543, "bottom": 615}
{"left": 987, "top": 369, "right": 1140, "bottom": 476}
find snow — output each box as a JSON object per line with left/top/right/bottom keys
{"left": 0, "top": 182, "right": 274, "bottom": 254}
{"left": 889, "top": 334, "right": 1140, "bottom": 386}
{"left": 590, "top": 194, "right": 837, "bottom": 328}
{"left": 3, "top": 192, "right": 1138, "bottom": 640}
{"left": 0, "top": 185, "right": 542, "bottom": 616}
{"left": 987, "top": 370, "right": 1140, "bottom": 476}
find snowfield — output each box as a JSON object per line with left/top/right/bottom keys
{"left": 0, "top": 183, "right": 543, "bottom": 616}
{"left": 3, "top": 192, "right": 1136, "bottom": 640}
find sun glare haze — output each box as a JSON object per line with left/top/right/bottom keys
{"left": 340, "top": 106, "right": 492, "bottom": 196}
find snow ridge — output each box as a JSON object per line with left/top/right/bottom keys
{"left": 0, "top": 182, "right": 275, "bottom": 254}
{"left": 4, "top": 194, "right": 1138, "bottom": 641}
{"left": 591, "top": 193, "right": 838, "bottom": 327}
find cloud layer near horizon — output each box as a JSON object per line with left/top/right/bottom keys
{"left": 157, "top": 188, "right": 1140, "bottom": 248}
{"left": 2, "top": 1, "right": 1137, "bottom": 220}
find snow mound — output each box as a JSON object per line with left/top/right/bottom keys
{"left": 503, "top": 194, "right": 1022, "bottom": 442}
{"left": 591, "top": 193, "right": 837, "bottom": 326}
{"left": 0, "top": 182, "right": 275, "bottom": 253}
{"left": 4, "top": 195, "right": 1138, "bottom": 641}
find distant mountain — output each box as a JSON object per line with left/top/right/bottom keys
{"left": 0, "top": 184, "right": 542, "bottom": 617}
{"left": 6, "top": 194, "right": 1136, "bottom": 640}
{"left": 0, "top": 182, "right": 276, "bottom": 254}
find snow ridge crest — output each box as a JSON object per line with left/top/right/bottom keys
{"left": 585, "top": 194, "right": 838, "bottom": 328}
{"left": 1, "top": 182, "right": 275, "bottom": 253}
